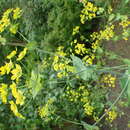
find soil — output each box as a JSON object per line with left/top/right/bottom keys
{"left": 103, "top": 38, "right": 130, "bottom": 130}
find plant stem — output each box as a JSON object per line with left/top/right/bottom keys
{"left": 93, "top": 78, "right": 130, "bottom": 126}
{"left": 18, "top": 31, "right": 30, "bottom": 43}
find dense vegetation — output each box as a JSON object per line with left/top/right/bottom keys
{"left": 0, "top": 0, "right": 130, "bottom": 129}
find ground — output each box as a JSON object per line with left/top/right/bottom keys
{"left": 103, "top": 37, "right": 130, "bottom": 130}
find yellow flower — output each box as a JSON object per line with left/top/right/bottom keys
{"left": 9, "top": 100, "right": 25, "bottom": 119}
{"left": 10, "top": 82, "right": 25, "bottom": 105}
{"left": 11, "top": 64, "right": 22, "bottom": 81}
{"left": 13, "top": 8, "right": 22, "bottom": 20}
{"left": 1, "top": 17, "right": 10, "bottom": 27}
{"left": 5, "top": 60, "right": 14, "bottom": 74}
{"left": 122, "top": 30, "right": 129, "bottom": 41}
{"left": 2, "top": 8, "right": 13, "bottom": 18}
{"left": 7, "top": 50, "right": 17, "bottom": 59}
{"left": 9, "top": 24, "right": 18, "bottom": 34}
{"left": 80, "top": 1, "right": 98, "bottom": 24}
{"left": 0, "top": 66, "right": 6, "bottom": 75}
{"left": 39, "top": 104, "right": 49, "bottom": 118}
{"left": 75, "top": 43, "right": 86, "bottom": 55}
{"left": 119, "top": 16, "right": 130, "bottom": 28}
{"left": 0, "top": 61, "right": 14, "bottom": 75}
{"left": 0, "top": 83, "right": 8, "bottom": 104}
{"left": 108, "top": 6, "right": 113, "bottom": 14}
{"left": 99, "top": 25, "right": 114, "bottom": 41}
{"left": 83, "top": 103, "right": 94, "bottom": 116}
{"left": 38, "top": 99, "right": 54, "bottom": 119}
{"left": 15, "top": 90, "right": 25, "bottom": 105}
{"left": 83, "top": 55, "right": 93, "bottom": 65}
{"left": 57, "top": 72, "right": 64, "bottom": 78}
{"left": 72, "top": 26, "right": 80, "bottom": 35}
{"left": 101, "top": 74, "right": 116, "bottom": 88}
{"left": 0, "top": 8, "right": 12, "bottom": 33}
{"left": 53, "top": 56, "right": 59, "bottom": 63}
{"left": 106, "top": 110, "right": 117, "bottom": 122}
{"left": 17, "top": 48, "right": 27, "bottom": 61}
{"left": 53, "top": 63, "right": 59, "bottom": 71}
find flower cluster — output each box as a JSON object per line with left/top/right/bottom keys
{"left": 13, "top": 8, "right": 22, "bottom": 20}
{"left": 119, "top": 16, "right": 130, "bottom": 41}
{"left": 0, "top": 8, "right": 12, "bottom": 33}
{"left": 80, "top": 1, "right": 98, "bottom": 24}
{"left": 52, "top": 46, "right": 75, "bottom": 78}
{"left": 9, "top": 100, "right": 25, "bottom": 119}
{"left": 99, "top": 25, "right": 115, "bottom": 41}
{"left": 7, "top": 50, "right": 17, "bottom": 59}
{"left": 10, "top": 82, "right": 25, "bottom": 105}
{"left": 72, "top": 26, "right": 80, "bottom": 35}
{"left": 38, "top": 98, "right": 55, "bottom": 122}
{"left": 91, "top": 25, "right": 115, "bottom": 41}
{"left": 108, "top": 6, "right": 113, "bottom": 14}
{"left": 0, "top": 60, "right": 14, "bottom": 75}
{"left": 0, "top": 83, "right": 8, "bottom": 104}
{"left": 0, "top": 47, "right": 27, "bottom": 119}
{"left": 70, "top": 38, "right": 95, "bottom": 65}
{"left": 0, "top": 8, "right": 22, "bottom": 34}
{"left": 11, "top": 64, "right": 22, "bottom": 81}
{"left": 101, "top": 74, "right": 116, "bottom": 88}
{"left": 17, "top": 48, "right": 28, "bottom": 61}
{"left": 70, "top": 2, "right": 115, "bottom": 66}
{"left": 66, "top": 86, "right": 94, "bottom": 116}
{"left": 90, "top": 25, "right": 115, "bottom": 54}
{"left": 66, "top": 87, "right": 80, "bottom": 102}
{"left": 106, "top": 109, "right": 117, "bottom": 122}
{"left": 83, "top": 102, "right": 94, "bottom": 116}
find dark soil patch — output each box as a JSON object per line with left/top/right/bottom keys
{"left": 103, "top": 36, "right": 130, "bottom": 130}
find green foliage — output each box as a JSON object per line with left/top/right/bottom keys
{"left": 120, "top": 67, "right": 130, "bottom": 105}
{"left": 0, "top": 0, "right": 130, "bottom": 130}
{"left": 0, "top": 0, "right": 81, "bottom": 48}
{"left": 29, "top": 68, "right": 42, "bottom": 99}
{"left": 71, "top": 55, "right": 97, "bottom": 81}
{"left": 81, "top": 121, "right": 99, "bottom": 130}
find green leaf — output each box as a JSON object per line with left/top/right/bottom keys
{"left": 81, "top": 121, "right": 99, "bottom": 130}
{"left": 120, "top": 68, "right": 130, "bottom": 104}
{"left": 127, "top": 79, "right": 130, "bottom": 105}
{"left": 106, "top": 51, "right": 118, "bottom": 60}
{"left": 108, "top": 14, "right": 115, "bottom": 21}
{"left": 0, "top": 35, "right": 6, "bottom": 45}
{"left": 26, "top": 41, "right": 37, "bottom": 51}
{"left": 29, "top": 68, "right": 42, "bottom": 99}
{"left": 71, "top": 55, "right": 96, "bottom": 81}
{"left": 125, "top": 0, "right": 129, "bottom": 4}
{"left": 122, "top": 58, "right": 130, "bottom": 65}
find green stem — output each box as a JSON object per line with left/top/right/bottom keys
{"left": 93, "top": 78, "right": 130, "bottom": 126}
{"left": 18, "top": 31, "right": 30, "bottom": 43}
{"left": 54, "top": 114, "right": 81, "bottom": 125}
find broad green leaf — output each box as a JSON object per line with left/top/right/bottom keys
{"left": 29, "top": 68, "right": 42, "bottom": 99}
{"left": 108, "top": 14, "right": 115, "bottom": 21}
{"left": 81, "top": 121, "right": 99, "bottom": 130}
{"left": 71, "top": 55, "right": 96, "bottom": 81}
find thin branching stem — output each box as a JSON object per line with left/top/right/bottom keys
{"left": 93, "top": 78, "right": 130, "bottom": 126}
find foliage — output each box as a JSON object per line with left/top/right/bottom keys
{"left": 0, "top": 0, "right": 130, "bottom": 130}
